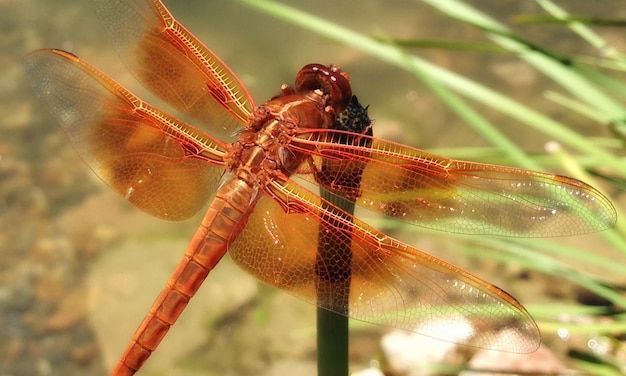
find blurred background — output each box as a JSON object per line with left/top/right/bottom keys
{"left": 1, "top": 0, "right": 625, "bottom": 375}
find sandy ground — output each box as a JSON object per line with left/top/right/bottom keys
{"left": 1, "top": 1, "right": 625, "bottom": 375}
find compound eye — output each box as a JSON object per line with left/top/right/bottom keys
{"left": 295, "top": 64, "right": 352, "bottom": 112}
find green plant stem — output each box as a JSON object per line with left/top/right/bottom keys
{"left": 316, "top": 189, "right": 353, "bottom": 376}
{"left": 316, "top": 305, "right": 349, "bottom": 376}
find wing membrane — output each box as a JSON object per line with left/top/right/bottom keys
{"left": 92, "top": 0, "right": 255, "bottom": 136}
{"left": 25, "top": 49, "right": 225, "bottom": 220}
{"left": 229, "top": 179, "right": 540, "bottom": 353}
{"left": 290, "top": 129, "right": 616, "bottom": 236}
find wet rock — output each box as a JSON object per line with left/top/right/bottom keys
{"left": 463, "top": 343, "right": 567, "bottom": 376}
{"left": 352, "top": 366, "right": 385, "bottom": 376}
{"left": 45, "top": 287, "right": 86, "bottom": 331}
{"left": 88, "top": 236, "right": 259, "bottom": 374}
{"left": 381, "top": 329, "right": 462, "bottom": 376}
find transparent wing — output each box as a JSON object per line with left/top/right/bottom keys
{"left": 92, "top": 0, "right": 255, "bottom": 137}
{"left": 25, "top": 49, "right": 226, "bottom": 220}
{"left": 290, "top": 129, "right": 616, "bottom": 236}
{"left": 229, "top": 180, "right": 540, "bottom": 353}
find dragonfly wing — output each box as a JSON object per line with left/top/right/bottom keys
{"left": 25, "top": 49, "right": 226, "bottom": 220}
{"left": 92, "top": 0, "right": 255, "bottom": 137}
{"left": 290, "top": 130, "right": 616, "bottom": 236}
{"left": 228, "top": 179, "right": 540, "bottom": 353}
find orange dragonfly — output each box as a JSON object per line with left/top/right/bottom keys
{"left": 24, "top": 0, "right": 616, "bottom": 375}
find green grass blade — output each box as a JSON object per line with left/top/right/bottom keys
{"left": 236, "top": 0, "right": 626, "bottom": 175}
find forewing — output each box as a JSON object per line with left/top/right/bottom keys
{"left": 92, "top": 0, "right": 255, "bottom": 137}
{"left": 290, "top": 130, "right": 616, "bottom": 236}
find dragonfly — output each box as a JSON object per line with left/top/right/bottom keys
{"left": 24, "top": 0, "right": 616, "bottom": 374}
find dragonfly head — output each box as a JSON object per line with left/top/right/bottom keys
{"left": 295, "top": 64, "right": 352, "bottom": 113}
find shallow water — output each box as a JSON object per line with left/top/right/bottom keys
{"left": 2, "top": 1, "right": 624, "bottom": 375}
